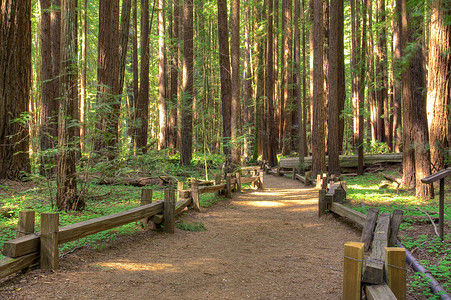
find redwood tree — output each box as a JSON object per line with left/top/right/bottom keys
{"left": 180, "top": 0, "right": 193, "bottom": 165}
{"left": 0, "top": 0, "right": 32, "bottom": 179}
{"left": 57, "top": 0, "right": 84, "bottom": 211}
{"left": 427, "top": 0, "right": 450, "bottom": 172}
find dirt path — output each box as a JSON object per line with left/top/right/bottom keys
{"left": 1, "top": 175, "right": 360, "bottom": 299}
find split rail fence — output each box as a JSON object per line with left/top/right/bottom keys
{"left": 0, "top": 170, "right": 263, "bottom": 280}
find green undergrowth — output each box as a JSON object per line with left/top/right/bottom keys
{"left": 344, "top": 171, "right": 451, "bottom": 298}
{"left": 175, "top": 219, "right": 206, "bottom": 232}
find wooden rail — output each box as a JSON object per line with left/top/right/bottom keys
{"left": 421, "top": 167, "right": 451, "bottom": 242}
{"left": 0, "top": 171, "right": 263, "bottom": 280}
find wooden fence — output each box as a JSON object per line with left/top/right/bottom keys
{"left": 0, "top": 170, "right": 263, "bottom": 280}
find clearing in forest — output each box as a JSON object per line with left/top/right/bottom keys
{"left": 0, "top": 175, "right": 360, "bottom": 299}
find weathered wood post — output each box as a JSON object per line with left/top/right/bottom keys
{"left": 141, "top": 189, "right": 153, "bottom": 228}
{"left": 226, "top": 174, "right": 232, "bottom": 198}
{"left": 316, "top": 174, "right": 322, "bottom": 189}
{"left": 177, "top": 181, "right": 184, "bottom": 201}
{"left": 236, "top": 172, "right": 241, "bottom": 192}
{"left": 258, "top": 171, "right": 264, "bottom": 190}
{"left": 191, "top": 181, "right": 201, "bottom": 211}
{"left": 318, "top": 190, "right": 327, "bottom": 217}
{"left": 385, "top": 247, "right": 406, "bottom": 300}
{"left": 215, "top": 174, "right": 222, "bottom": 196}
{"left": 40, "top": 212, "right": 59, "bottom": 270}
{"left": 292, "top": 168, "right": 297, "bottom": 180}
{"left": 343, "top": 242, "right": 364, "bottom": 300}
{"left": 16, "top": 210, "right": 35, "bottom": 238}
{"left": 163, "top": 189, "right": 176, "bottom": 234}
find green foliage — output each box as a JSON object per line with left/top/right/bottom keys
{"left": 175, "top": 219, "right": 206, "bottom": 232}
{"left": 345, "top": 172, "right": 451, "bottom": 298}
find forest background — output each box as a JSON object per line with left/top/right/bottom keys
{"left": 0, "top": 0, "right": 449, "bottom": 211}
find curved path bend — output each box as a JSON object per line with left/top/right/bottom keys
{"left": 1, "top": 174, "right": 360, "bottom": 299}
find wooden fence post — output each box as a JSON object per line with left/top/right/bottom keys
{"left": 258, "top": 171, "right": 264, "bottom": 190}
{"left": 191, "top": 181, "right": 201, "bottom": 211}
{"left": 141, "top": 189, "right": 153, "bottom": 228}
{"left": 215, "top": 174, "right": 221, "bottom": 196}
{"left": 236, "top": 172, "right": 241, "bottom": 192}
{"left": 343, "top": 242, "right": 364, "bottom": 300}
{"left": 226, "top": 174, "right": 232, "bottom": 198}
{"left": 16, "top": 210, "right": 35, "bottom": 238}
{"left": 292, "top": 168, "right": 297, "bottom": 180}
{"left": 40, "top": 213, "right": 59, "bottom": 270}
{"left": 316, "top": 174, "right": 322, "bottom": 189}
{"left": 177, "top": 182, "right": 184, "bottom": 201}
{"left": 164, "top": 190, "right": 176, "bottom": 234}
{"left": 385, "top": 247, "right": 406, "bottom": 300}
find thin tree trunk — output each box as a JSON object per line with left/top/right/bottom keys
{"left": 168, "top": 0, "right": 180, "bottom": 149}
{"left": 266, "top": 0, "right": 277, "bottom": 167}
{"left": 80, "top": 0, "right": 87, "bottom": 151}
{"left": 118, "top": 0, "right": 132, "bottom": 97}
{"left": 393, "top": 0, "right": 402, "bottom": 152}
{"left": 358, "top": 0, "right": 368, "bottom": 175}
{"left": 158, "top": 0, "right": 167, "bottom": 150}
{"left": 180, "top": 0, "right": 193, "bottom": 165}
{"left": 302, "top": 0, "right": 308, "bottom": 156}
{"left": 281, "top": 0, "right": 292, "bottom": 155}
{"left": 130, "top": 0, "right": 139, "bottom": 149}
{"left": 401, "top": 0, "right": 415, "bottom": 188}
{"left": 217, "top": 0, "right": 232, "bottom": 169}
{"left": 58, "top": 0, "right": 84, "bottom": 211}
{"left": 230, "top": 0, "right": 241, "bottom": 168}
{"left": 243, "top": 4, "right": 253, "bottom": 159}
{"left": 135, "top": 0, "right": 150, "bottom": 153}
{"left": 312, "top": 0, "right": 326, "bottom": 177}
{"left": 39, "top": 0, "right": 58, "bottom": 176}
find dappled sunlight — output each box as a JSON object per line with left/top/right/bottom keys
{"left": 245, "top": 201, "right": 286, "bottom": 208}
{"left": 95, "top": 261, "right": 176, "bottom": 272}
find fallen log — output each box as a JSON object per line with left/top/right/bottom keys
{"left": 95, "top": 177, "right": 164, "bottom": 187}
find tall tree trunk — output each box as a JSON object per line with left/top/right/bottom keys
{"left": 40, "top": 0, "right": 58, "bottom": 176}
{"left": 168, "top": 0, "right": 180, "bottom": 149}
{"left": 367, "top": 0, "right": 377, "bottom": 144}
{"left": 80, "top": 0, "right": 87, "bottom": 152}
{"left": 312, "top": 0, "right": 326, "bottom": 177}
{"left": 130, "top": 0, "right": 139, "bottom": 149}
{"left": 281, "top": 0, "right": 292, "bottom": 155}
{"left": 392, "top": 0, "right": 402, "bottom": 152}
{"left": 217, "top": 0, "right": 232, "bottom": 169}
{"left": 96, "top": 0, "right": 120, "bottom": 157}
{"left": 135, "top": 0, "right": 150, "bottom": 153}
{"left": 0, "top": 0, "right": 32, "bottom": 179}
{"left": 427, "top": 0, "right": 450, "bottom": 172}
{"left": 358, "top": 0, "right": 368, "bottom": 175}
{"left": 243, "top": 4, "right": 253, "bottom": 159}
{"left": 301, "top": 0, "right": 308, "bottom": 156}
{"left": 266, "top": 0, "right": 277, "bottom": 167}
{"left": 375, "top": 0, "right": 389, "bottom": 146}
{"left": 328, "top": 0, "right": 344, "bottom": 175}
{"left": 158, "top": 0, "right": 167, "bottom": 150}
{"left": 401, "top": 0, "right": 415, "bottom": 188}
{"left": 295, "top": 0, "right": 305, "bottom": 174}
{"left": 118, "top": 0, "right": 132, "bottom": 97}
{"left": 230, "top": 0, "right": 241, "bottom": 168}
{"left": 180, "top": 0, "right": 193, "bottom": 165}
{"left": 58, "top": 0, "right": 84, "bottom": 211}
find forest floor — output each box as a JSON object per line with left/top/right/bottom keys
{"left": 0, "top": 174, "right": 364, "bottom": 299}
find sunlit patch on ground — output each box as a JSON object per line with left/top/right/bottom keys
{"left": 94, "top": 261, "right": 175, "bottom": 272}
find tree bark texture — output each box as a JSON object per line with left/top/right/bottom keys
{"left": 217, "top": 0, "right": 232, "bottom": 166}
{"left": 158, "top": 0, "right": 168, "bottom": 150}
{"left": 392, "top": 0, "right": 403, "bottom": 152}
{"left": 0, "top": 0, "right": 32, "bottom": 179}
{"left": 312, "top": 0, "right": 326, "bottom": 177}
{"left": 39, "top": 0, "right": 58, "bottom": 176}
{"left": 58, "top": 0, "right": 84, "bottom": 211}
{"left": 265, "top": 0, "right": 277, "bottom": 167}
{"left": 180, "top": 0, "right": 193, "bottom": 165}
{"left": 427, "top": 0, "right": 450, "bottom": 172}
{"left": 96, "top": 0, "right": 120, "bottom": 156}
{"left": 281, "top": 0, "right": 292, "bottom": 156}
{"left": 230, "top": 0, "right": 241, "bottom": 168}
{"left": 135, "top": 0, "right": 150, "bottom": 153}
{"left": 327, "top": 0, "right": 344, "bottom": 175}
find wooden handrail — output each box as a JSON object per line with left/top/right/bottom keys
{"left": 420, "top": 167, "right": 451, "bottom": 184}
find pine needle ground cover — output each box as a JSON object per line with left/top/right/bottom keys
{"left": 345, "top": 170, "right": 451, "bottom": 299}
